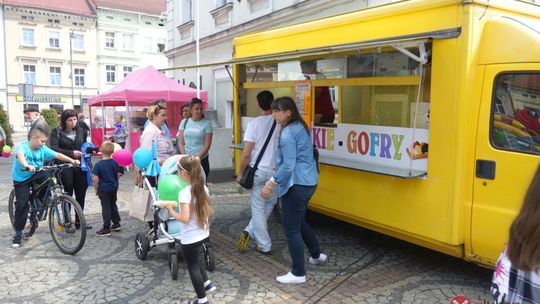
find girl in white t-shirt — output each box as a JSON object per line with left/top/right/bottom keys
{"left": 166, "top": 156, "right": 215, "bottom": 304}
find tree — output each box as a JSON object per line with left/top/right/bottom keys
{"left": 0, "top": 104, "right": 12, "bottom": 146}
{"left": 41, "top": 108, "right": 59, "bottom": 130}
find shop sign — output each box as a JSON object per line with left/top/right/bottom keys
{"left": 312, "top": 123, "right": 429, "bottom": 172}
{"left": 16, "top": 95, "right": 66, "bottom": 103}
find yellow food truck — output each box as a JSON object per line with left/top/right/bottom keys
{"left": 231, "top": 0, "right": 540, "bottom": 266}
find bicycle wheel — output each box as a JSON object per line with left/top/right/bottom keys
{"left": 48, "top": 194, "right": 86, "bottom": 255}
{"left": 8, "top": 189, "right": 15, "bottom": 227}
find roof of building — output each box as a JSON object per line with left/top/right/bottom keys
{"left": 1, "top": 0, "right": 96, "bottom": 17}
{"left": 92, "top": 0, "right": 165, "bottom": 17}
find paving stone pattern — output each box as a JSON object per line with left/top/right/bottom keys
{"left": 0, "top": 133, "right": 493, "bottom": 303}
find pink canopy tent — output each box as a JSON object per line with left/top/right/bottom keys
{"left": 88, "top": 66, "right": 208, "bottom": 151}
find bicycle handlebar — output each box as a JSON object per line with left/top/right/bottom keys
{"left": 23, "top": 163, "right": 79, "bottom": 172}
{"left": 36, "top": 163, "right": 79, "bottom": 172}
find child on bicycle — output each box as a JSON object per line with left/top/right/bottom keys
{"left": 11, "top": 122, "right": 79, "bottom": 248}
{"left": 165, "top": 156, "right": 216, "bottom": 304}
{"left": 92, "top": 141, "right": 123, "bottom": 237}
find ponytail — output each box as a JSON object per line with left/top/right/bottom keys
{"left": 178, "top": 156, "right": 213, "bottom": 228}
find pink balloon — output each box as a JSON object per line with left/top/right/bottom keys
{"left": 112, "top": 149, "right": 133, "bottom": 166}
{"left": 2, "top": 151, "right": 10, "bottom": 158}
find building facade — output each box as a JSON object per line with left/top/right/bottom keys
{"left": 0, "top": 5, "right": 7, "bottom": 110}
{"left": 91, "top": 0, "right": 167, "bottom": 94}
{"left": 165, "top": 0, "right": 398, "bottom": 129}
{"left": 3, "top": 0, "right": 98, "bottom": 131}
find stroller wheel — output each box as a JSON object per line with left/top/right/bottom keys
{"left": 202, "top": 241, "right": 215, "bottom": 272}
{"left": 169, "top": 252, "right": 179, "bottom": 280}
{"left": 135, "top": 233, "right": 150, "bottom": 260}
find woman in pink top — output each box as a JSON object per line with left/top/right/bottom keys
{"left": 137, "top": 99, "right": 174, "bottom": 186}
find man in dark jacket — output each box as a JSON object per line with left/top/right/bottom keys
{"left": 77, "top": 113, "right": 90, "bottom": 142}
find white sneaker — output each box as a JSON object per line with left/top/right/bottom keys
{"left": 309, "top": 253, "right": 328, "bottom": 265}
{"left": 276, "top": 272, "right": 306, "bottom": 284}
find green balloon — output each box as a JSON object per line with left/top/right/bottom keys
{"left": 158, "top": 175, "right": 187, "bottom": 201}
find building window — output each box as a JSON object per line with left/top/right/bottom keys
{"left": 106, "top": 65, "right": 116, "bottom": 83}
{"left": 48, "top": 31, "right": 60, "bottom": 48}
{"left": 182, "top": 0, "right": 193, "bottom": 23}
{"left": 74, "top": 68, "right": 85, "bottom": 87}
{"left": 123, "top": 66, "right": 132, "bottom": 78}
{"left": 72, "top": 33, "right": 84, "bottom": 51}
{"left": 21, "top": 28, "right": 34, "bottom": 46}
{"left": 105, "top": 32, "right": 115, "bottom": 48}
{"left": 49, "top": 66, "right": 61, "bottom": 85}
{"left": 210, "top": 1, "right": 233, "bottom": 27}
{"left": 143, "top": 36, "right": 153, "bottom": 53}
{"left": 23, "top": 65, "right": 36, "bottom": 84}
{"left": 249, "top": 0, "right": 270, "bottom": 13}
{"left": 215, "top": 0, "right": 228, "bottom": 7}
{"left": 157, "top": 38, "right": 166, "bottom": 52}
{"left": 123, "top": 33, "right": 133, "bottom": 50}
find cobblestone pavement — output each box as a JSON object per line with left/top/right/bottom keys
{"left": 0, "top": 132, "right": 493, "bottom": 303}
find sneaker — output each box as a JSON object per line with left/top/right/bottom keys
{"left": 75, "top": 223, "right": 92, "bottom": 230}
{"left": 236, "top": 230, "right": 252, "bottom": 253}
{"left": 256, "top": 246, "right": 272, "bottom": 256}
{"left": 110, "top": 223, "right": 122, "bottom": 231}
{"left": 95, "top": 228, "right": 111, "bottom": 237}
{"left": 276, "top": 272, "right": 306, "bottom": 284}
{"left": 309, "top": 253, "right": 328, "bottom": 265}
{"left": 12, "top": 236, "right": 22, "bottom": 248}
{"left": 65, "top": 224, "right": 76, "bottom": 234}
{"left": 187, "top": 299, "right": 208, "bottom": 304}
{"left": 205, "top": 282, "right": 216, "bottom": 293}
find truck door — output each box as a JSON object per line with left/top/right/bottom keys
{"left": 471, "top": 66, "right": 540, "bottom": 263}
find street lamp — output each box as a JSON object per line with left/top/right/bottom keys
{"left": 69, "top": 31, "right": 75, "bottom": 109}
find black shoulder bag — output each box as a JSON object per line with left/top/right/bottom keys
{"left": 239, "top": 120, "right": 277, "bottom": 189}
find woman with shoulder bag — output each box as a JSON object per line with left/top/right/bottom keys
{"left": 260, "top": 96, "right": 327, "bottom": 284}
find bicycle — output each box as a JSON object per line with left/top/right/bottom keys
{"left": 8, "top": 163, "right": 87, "bottom": 255}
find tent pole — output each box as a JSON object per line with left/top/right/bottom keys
{"left": 101, "top": 101, "right": 105, "bottom": 144}
{"left": 195, "top": 0, "right": 200, "bottom": 99}
{"left": 126, "top": 101, "right": 131, "bottom": 151}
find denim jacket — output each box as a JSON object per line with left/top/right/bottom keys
{"left": 273, "top": 122, "right": 318, "bottom": 197}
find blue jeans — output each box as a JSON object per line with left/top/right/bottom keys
{"left": 281, "top": 184, "right": 320, "bottom": 276}
{"left": 245, "top": 169, "right": 277, "bottom": 252}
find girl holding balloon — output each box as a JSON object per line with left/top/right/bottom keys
{"left": 165, "top": 156, "right": 215, "bottom": 304}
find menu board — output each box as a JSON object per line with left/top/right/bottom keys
{"left": 295, "top": 81, "right": 311, "bottom": 122}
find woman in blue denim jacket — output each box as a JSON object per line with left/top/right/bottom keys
{"left": 261, "top": 96, "right": 327, "bottom": 284}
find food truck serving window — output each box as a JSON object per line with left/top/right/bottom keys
{"left": 238, "top": 42, "right": 432, "bottom": 178}
{"left": 491, "top": 72, "right": 540, "bottom": 155}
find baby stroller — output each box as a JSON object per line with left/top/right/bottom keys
{"left": 134, "top": 155, "right": 215, "bottom": 280}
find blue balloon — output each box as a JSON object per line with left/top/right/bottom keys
{"left": 133, "top": 147, "right": 152, "bottom": 169}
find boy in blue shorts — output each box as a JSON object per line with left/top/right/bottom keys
{"left": 12, "top": 123, "right": 79, "bottom": 248}
{"left": 92, "top": 141, "right": 123, "bottom": 236}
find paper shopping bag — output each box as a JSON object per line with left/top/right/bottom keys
{"left": 129, "top": 183, "right": 154, "bottom": 222}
